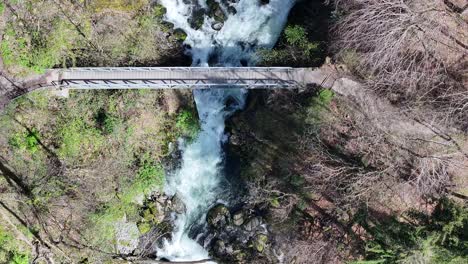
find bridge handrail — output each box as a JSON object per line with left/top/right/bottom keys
{"left": 60, "top": 67, "right": 295, "bottom": 72}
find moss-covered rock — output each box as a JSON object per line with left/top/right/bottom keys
{"left": 252, "top": 234, "right": 268, "bottom": 252}
{"left": 207, "top": 204, "right": 231, "bottom": 229}
{"left": 189, "top": 9, "right": 206, "bottom": 30}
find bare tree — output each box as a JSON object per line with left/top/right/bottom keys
{"left": 332, "top": 0, "right": 468, "bottom": 125}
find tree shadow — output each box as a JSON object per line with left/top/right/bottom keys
{"left": 11, "top": 117, "right": 65, "bottom": 188}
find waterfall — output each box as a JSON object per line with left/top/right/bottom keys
{"left": 157, "top": 0, "right": 295, "bottom": 261}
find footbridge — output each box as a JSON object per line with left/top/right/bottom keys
{"left": 1, "top": 67, "right": 336, "bottom": 110}
{"left": 49, "top": 67, "right": 332, "bottom": 89}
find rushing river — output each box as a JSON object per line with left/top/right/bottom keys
{"left": 157, "top": 0, "right": 295, "bottom": 261}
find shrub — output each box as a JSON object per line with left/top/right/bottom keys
{"left": 305, "top": 89, "right": 334, "bottom": 124}
{"left": 176, "top": 109, "right": 200, "bottom": 138}
{"left": 284, "top": 25, "right": 308, "bottom": 47}
{"left": 57, "top": 118, "right": 104, "bottom": 161}
{"left": 9, "top": 129, "right": 41, "bottom": 154}
{"left": 259, "top": 25, "right": 322, "bottom": 66}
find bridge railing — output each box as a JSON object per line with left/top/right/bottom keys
{"left": 61, "top": 67, "right": 295, "bottom": 72}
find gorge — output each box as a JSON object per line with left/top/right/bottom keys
{"left": 156, "top": 0, "right": 295, "bottom": 261}
{"left": 0, "top": 0, "right": 466, "bottom": 264}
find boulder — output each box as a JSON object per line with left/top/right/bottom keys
{"left": 243, "top": 216, "right": 262, "bottom": 231}
{"left": 232, "top": 210, "right": 245, "bottom": 226}
{"left": 213, "top": 239, "right": 226, "bottom": 256}
{"left": 207, "top": 204, "right": 231, "bottom": 229}
{"left": 171, "top": 194, "right": 186, "bottom": 214}
{"left": 115, "top": 220, "right": 140, "bottom": 255}
{"left": 211, "top": 22, "right": 224, "bottom": 31}
{"left": 253, "top": 234, "right": 268, "bottom": 253}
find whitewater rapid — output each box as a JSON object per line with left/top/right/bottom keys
{"left": 157, "top": 0, "right": 295, "bottom": 261}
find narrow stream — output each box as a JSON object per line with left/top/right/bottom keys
{"left": 157, "top": 0, "right": 295, "bottom": 261}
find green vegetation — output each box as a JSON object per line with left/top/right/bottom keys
{"left": 176, "top": 109, "right": 200, "bottom": 138}
{"left": 305, "top": 89, "right": 334, "bottom": 124}
{"left": 284, "top": 25, "right": 319, "bottom": 57}
{"left": 9, "top": 129, "right": 40, "bottom": 154}
{"left": 153, "top": 4, "right": 167, "bottom": 19}
{"left": 1, "top": 20, "right": 78, "bottom": 74}
{"left": 354, "top": 199, "right": 467, "bottom": 263}
{"left": 0, "top": 89, "right": 185, "bottom": 260}
{"left": 0, "top": 0, "right": 183, "bottom": 76}
{"left": 259, "top": 0, "right": 330, "bottom": 67}
{"left": 259, "top": 24, "right": 322, "bottom": 67}
{"left": 0, "top": 226, "right": 29, "bottom": 264}
{"left": 89, "top": 0, "right": 148, "bottom": 12}
{"left": 89, "top": 158, "right": 165, "bottom": 249}
{"left": 57, "top": 118, "right": 105, "bottom": 161}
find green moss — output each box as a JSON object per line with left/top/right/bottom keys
{"left": 173, "top": 29, "right": 188, "bottom": 42}
{"left": 137, "top": 222, "right": 152, "bottom": 234}
{"left": 153, "top": 4, "right": 166, "bottom": 19}
{"left": 253, "top": 234, "right": 268, "bottom": 252}
{"left": 270, "top": 197, "right": 280, "bottom": 208}
{"left": 89, "top": 0, "right": 148, "bottom": 12}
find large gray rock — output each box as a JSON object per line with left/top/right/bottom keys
{"left": 171, "top": 193, "right": 186, "bottom": 214}
{"left": 232, "top": 210, "right": 245, "bottom": 226}
{"left": 115, "top": 220, "right": 140, "bottom": 255}
{"left": 243, "top": 216, "right": 262, "bottom": 232}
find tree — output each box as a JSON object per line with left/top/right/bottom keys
{"left": 332, "top": 0, "right": 467, "bottom": 126}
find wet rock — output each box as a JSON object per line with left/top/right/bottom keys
{"left": 232, "top": 210, "right": 245, "bottom": 226}
{"left": 171, "top": 194, "right": 186, "bottom": 214}
{"left": 253, "top": 234, "right": 268, "bottom": 253}
{"left": 213, "top": 8, "right": 226, "bottom": 22}
{"left": 173, "top": 28, "right": 187, "bottom": 42}
{"left": 211, "top": 22, "right": 224, "bottom": 31}
{"left": 189, "top": 9, "right": 206, "bottom": 30}
{"left": 213, "top": 239, "right": 226, "bottom": 256}
{"left": 243, "top": 216, "right": 262, "bottom": 231}
{"left": 207, "top": 0, "right": 226, "bottom": 22}
{"left": 141, "top": 201, "right": 165, "bottom": 224}
{"left": 207, "top": 204, "right": 231, "bottom": 229}
{"left": 230, "top": 133, "right": 242, "bottom": 146}
{"left": 227, "top": 6, "right": 237, "bottom": 15}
